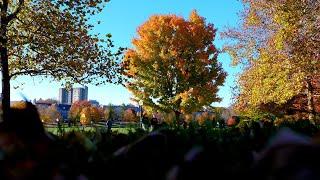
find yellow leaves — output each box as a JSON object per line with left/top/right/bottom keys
{"left": 80, "top": 106, "right": 103, "bottom": 125}
{"left": 183, "top": 114, "right": 193, "bottom": 123}
{"left": 198, "top": 96, "right": 205, "bottom": 104}
{"left": 80, "top": 107, "right": 91, "bottom": 125}
{"left": 11, "top": 101, "right": 27, "bottom": 109}
{"left": 245, "top": 10, "right": 262, "bottom": 27}
{"left": 39, "top": 105, "right": 62, "bottom": 123}
{"left": 69, "top": 101, "right": 103, "bottom": 123}
{"left": 152, "top": 63, "right": 159, "bottom": 71}
{"left": 195, "top": 112, "right": 214, "bottom": 125}
{"left": 224, "top": 0, "right": 320, "bottom": 116}
{"left": 237, "top": 49, "right": 305, "bottom": 112}
{"left": 189, "top": 10, "right": 205, "bottom": 25}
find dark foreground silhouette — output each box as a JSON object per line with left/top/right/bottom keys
{"left": 1, "top": 102, "right": 320, "bottom": 179}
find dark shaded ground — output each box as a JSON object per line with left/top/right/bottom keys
{"left": 1, "top": 102, "right": 320, "bottom": 179}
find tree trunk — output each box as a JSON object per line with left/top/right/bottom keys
{"left": 0, "top": 39, "right": 10, "bottom": 122}
{"left": 306, "top": 77, "right": 315, "bottom": 122}
{"left": 1, "top": 2, "right": 10, "bottom": 122}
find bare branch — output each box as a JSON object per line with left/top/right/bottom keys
{"left": 10, "top": 67, "right": 67, "bottom": 79}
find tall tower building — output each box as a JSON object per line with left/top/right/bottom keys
{"left": 72, "top": 86, "right": 88, "bottom": 103}
{"left": 59, "top": 86, "right": 88, "bottom": 104}
{"left": 59, "top": 88, "right": 68, "bottom": 104}
{"left": 59, "top": 88, "right": 73, "bottom": 104}
{"left": 84, "top": 86, "right": 88, "bottom": 100}
{"left": 67, "top": 89, "right": 73, "bottom": 104}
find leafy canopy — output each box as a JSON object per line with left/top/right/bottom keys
{"left": 3, "top": 0, "right": 123, "bottom": 87}
{"left": 222, "top": 0, "right": 320, "bottom": 114}
{"left": 123, "top": 10, "right": 226, "bottom": 114}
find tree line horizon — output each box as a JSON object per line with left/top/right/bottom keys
{"left": 0, "top": 0, "right": 318, "bottom": 122}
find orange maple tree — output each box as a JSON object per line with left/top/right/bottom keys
{"left": 123, "top": 10, "right": 226, "bottom": 118}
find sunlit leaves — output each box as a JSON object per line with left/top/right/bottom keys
{"left": 69, "top": 100, "right": 92, "bottom": 122}
{"left": 123, "top": 10, "right": 226, "bottom": 114}
{"left": 2, "top": 0, "right": 123, "bottom": 88}
{"left": 223, "top": 0, "right": 320, "bottom": 116}
{"left": 79, "top": 106, "right": 103, "bottom": 125}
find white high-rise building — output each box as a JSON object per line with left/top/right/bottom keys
{"left": 59, "top": 86, "right": 88, "bottom": 104}
{"left": 71, "top": 86, "right": 88, "bottom": 103}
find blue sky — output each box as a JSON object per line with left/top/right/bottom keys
{"left": 10, "top": 0, "right": 243, "bottom": 107}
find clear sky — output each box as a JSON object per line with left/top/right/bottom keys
{"left": 10, "top": 0, "right": 243, "bottom": 107}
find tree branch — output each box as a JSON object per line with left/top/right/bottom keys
{"left": 9, "top": 67, "right": 67, "bottom": 79}
{"left": 7, "top": 0, "right": 24, "bottom": 22}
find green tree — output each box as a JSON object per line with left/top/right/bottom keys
{"left": 0, "top": 0, "right": 122, "bottom": 121}
{"left": 119, "top": 103, "right": 126, "bottom": 120}
{"left": 222, "top": 0, "right": 319, "bottom": 120}
{"left": 122, "top": 10, "right": 226, "bottom": 118}
{"left": 104, "top": 103, "right": 115, "bottom": 120}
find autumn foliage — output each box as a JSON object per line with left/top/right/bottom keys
{"left": 69, "top": 101, "right": 103, "bottom": 124}
{"left": 195, "top": 112, "right": 215, "bottom": 125}
{"left": 38, "top": 105, "right": 62, "bottom": 123}
{"left": 123, "top": 10, "right": 226, "bottom": 116}
{"left": 10, "top": 101, "right": 62, "bottom": 123}
{"left": 10, "top": 101, "right": 28, "bottom": 109}
{"left": 123, "top": 108, "right": 138, "bottom": 122}
{"left": 223, "top": 0, "right": 320, "bottom": 120}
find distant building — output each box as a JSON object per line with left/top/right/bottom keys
{"left": 57, "top": 104, "right": 71, "bottom": 120}
{"left": 59, "top": 88, "right": 72, "bottom": 104}
{"left": 58, "top": 86, "right": 88, "bottom": 105}
{"left": 34, "top": 102, "right": 52, "bottom": 109}
{"left": 72, "top": 86, "right": 88, "bottom": 103}
{"left": 34, "top": 102, "right": 71, "bottom": 121}
{"left": 102, "top": 104, "right": 139, "bottom": 121}
{"left": 67, "top": 90, "right": 73, "bottom": 104}
{"left": 89, "top": 100, "right": 100, "bottom": 107}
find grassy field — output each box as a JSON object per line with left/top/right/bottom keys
{"left": 44, "top": 121, "right": 139, "bottom": 135}
{"left": 45, "top": 126, "right": 135, "bottom": 135}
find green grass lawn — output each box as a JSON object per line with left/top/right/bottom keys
{"left": 45, "top": 126, "right": 135, "bottom": 135}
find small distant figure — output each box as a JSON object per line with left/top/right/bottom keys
{"left": 107, "top": 120, "right": 113, "bottom": 133}
{"left": 142, "top": 115, "right": 150, "bottom": 130}
{"left": 68, "top": 120, "right": 71, "bottom": 127}
{"left": 57, "top": 120, "right": 61, "bottom": 128}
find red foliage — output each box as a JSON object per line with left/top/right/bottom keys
{"left": 227, "top": 116, "right": 240, "bottom": 126}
